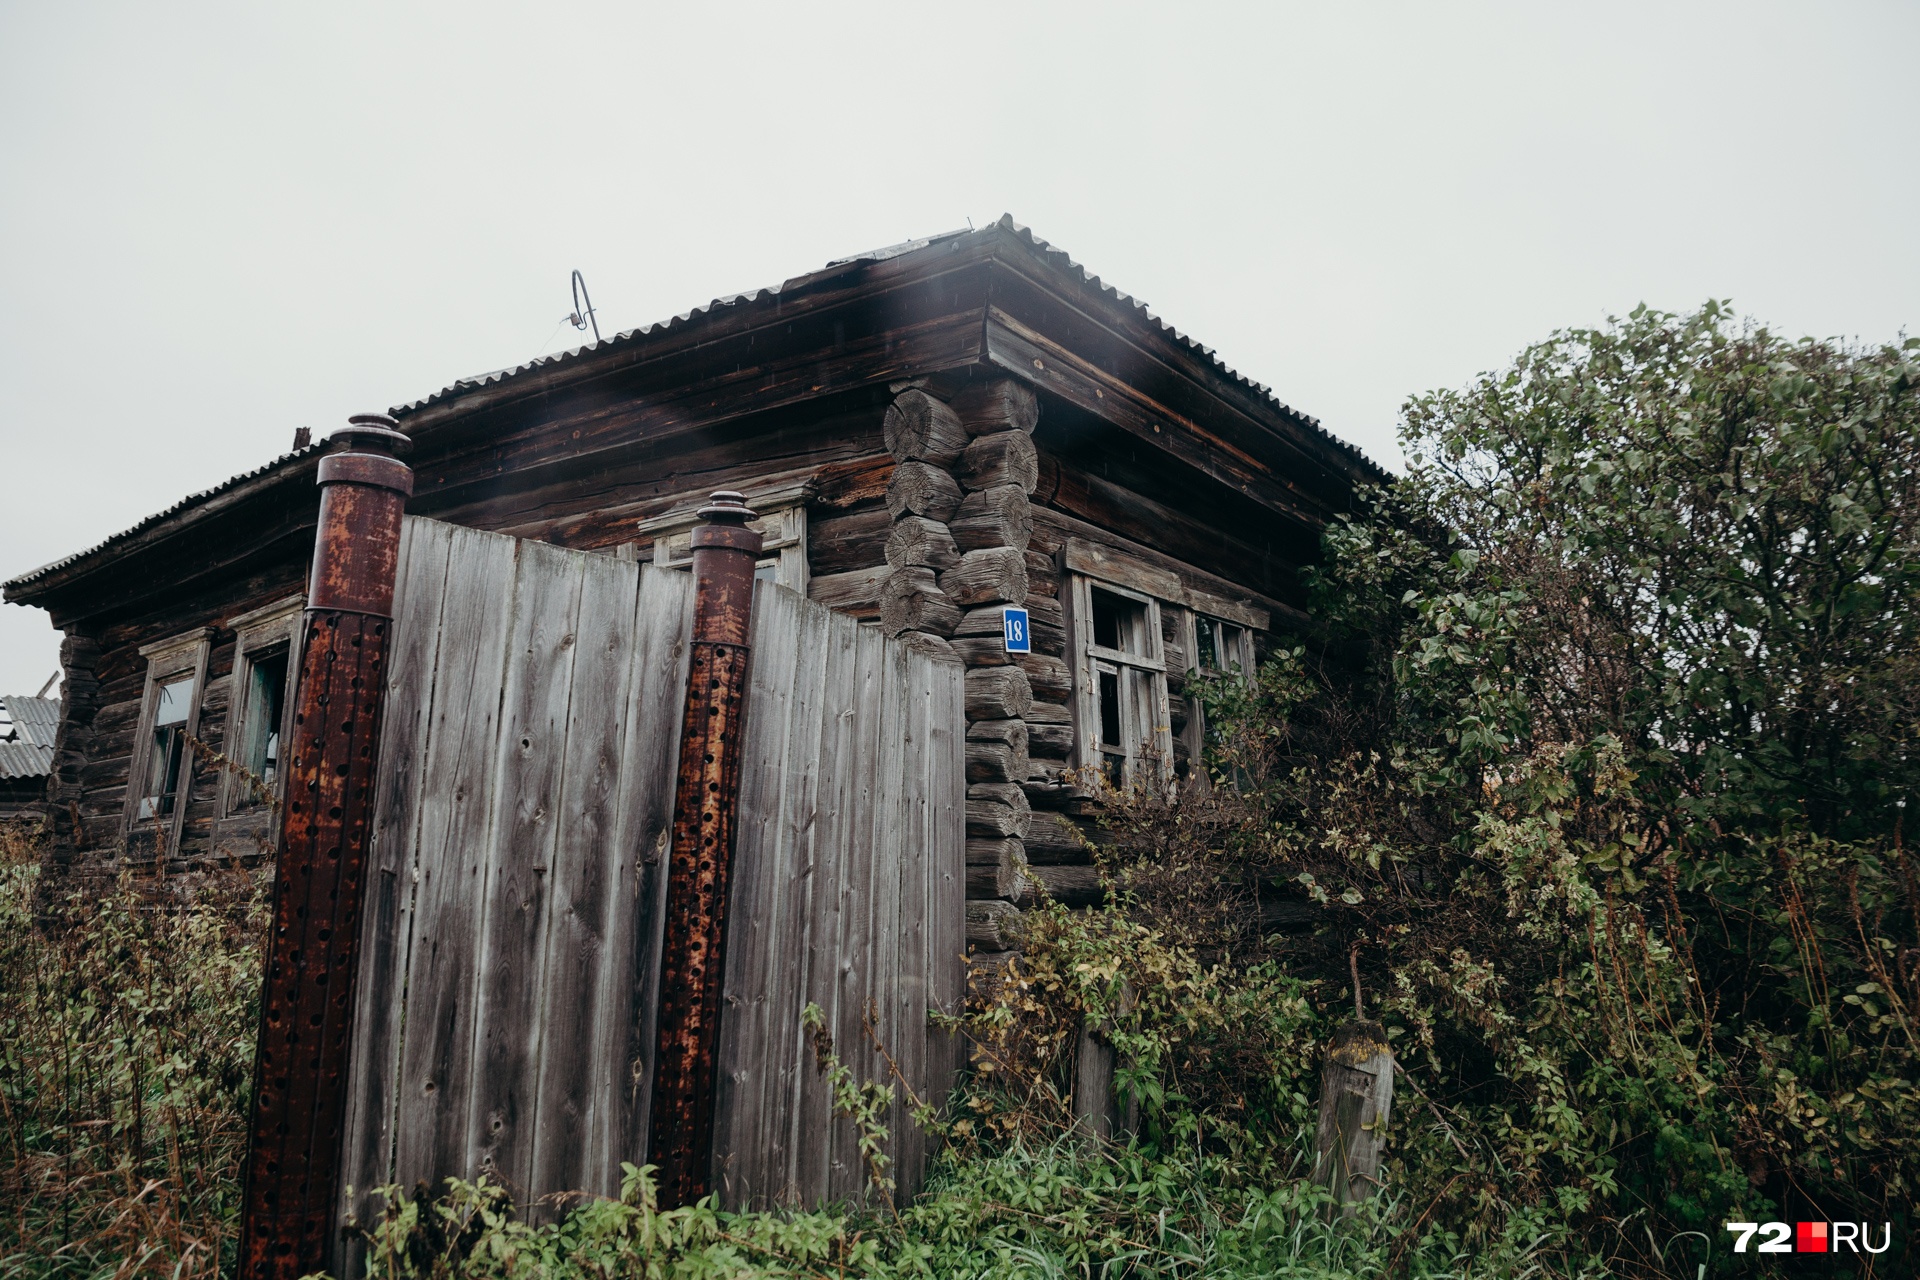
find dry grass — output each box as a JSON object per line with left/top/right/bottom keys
{"left": 0, "top": 820, "right": 265, "bottom": 1279}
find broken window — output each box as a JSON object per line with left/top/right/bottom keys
{"left": 1193, "top": 613, "right": 1253, "bottom": 674}
{"left": 238, "top": 648, "right": 289, "bottom": 792}
{"left": 1069, "top": 578, "right": 1170, "bottom": 789}
{"left": 213, "top": 597, "right": 304, "bottom": 857}
{"left": 125, "top": 628, "right": 212, "bottom": 855}
{"left": 1181, "top": 611, "right": 1259, "bottom": 787}
{"left": 137, "top": 678, "right": 194, "bottom": 821}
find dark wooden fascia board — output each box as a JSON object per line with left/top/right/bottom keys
{"left": 410, "top": 306, "right": 985, "bottom": 509}
{"left": 987, "top": 305, "right": 1328, "bottom": 530}
{"left": 398, "top": 235, "right": 1004, "bottom": 434}
{"left": 6, "top": 455, "right": 322, "bottom": 614}
{"left": 981, "top": 237, "right": 1381, "bottom": 492}
{"left": 978, "top": 256, "right": 1366, "bottom": 527}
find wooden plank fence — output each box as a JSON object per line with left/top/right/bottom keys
{"left": 335, "top": 516, "right": 964, "bottom": 1272}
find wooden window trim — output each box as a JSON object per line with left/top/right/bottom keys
{"left": 1187, "top": 612, "right": 1255, "bottom": 677}
{"left": 1066, "top": 575, "right": 1172, "bottom": 789}
{"left": 637, "top": 497, "right": 809, "bottom": 594}
{"left": 123, "top": 627, "right": 213, "bottom": 859}
{"left": 1180, "top": 612, "right": 1256, "bottom": 786}
{"left": 217, "top": 595, "right": 304, "bottom": 828}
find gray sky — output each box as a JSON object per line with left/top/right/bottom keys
{"left": 3, "top": 1, "right": 1915, "bottom": 695}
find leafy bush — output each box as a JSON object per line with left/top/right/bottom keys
{"left": 1082, "top": 303, "right": 1920, "bottom": 1274}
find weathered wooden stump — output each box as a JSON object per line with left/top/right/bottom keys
{"left": 1311, "top": 1020, "right": 1394, "bottom": 1214}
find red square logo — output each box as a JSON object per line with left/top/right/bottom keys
{"left": 1796, "top": 1222, "right": 1827, "bottom": 1253}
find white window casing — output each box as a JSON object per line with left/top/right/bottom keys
{"left": 1066, "top": 575, "right": 1172, "bottom": 790}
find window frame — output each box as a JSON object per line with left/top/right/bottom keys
{"left": 218, "top": 596, "right": 305, "bottom": 824}
{"left": 1066, "top": 575, "right": 1172, "bottom": 790}
{"left": 123, "top": 627, "right": 213, "bottom": 858}
{"left": 635, "top": 497, "right": 808, "bottom": 593}
{"left": 1181, "top": 611, "right": 1256, "bottom": 780}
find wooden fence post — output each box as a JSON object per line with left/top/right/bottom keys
{"left": 238, "top": 416, "right": 412, "bottom": 1280}
{"left": 648, "top": 492, "right": 763, "bottom": 1206}
{"left": 1311, "top": 1020, "right": 1394, "bottom": 1214}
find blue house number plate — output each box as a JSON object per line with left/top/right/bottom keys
{"left": 1002, "top": 606, "right": 1031, "bottom": 654}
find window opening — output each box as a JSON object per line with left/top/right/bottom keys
{"left": 1194, "top": 614, "right": 1251, "bottom": 674}
{"left": 137, "top": 676, "right": 195, "bottom": 821}
{"left": 1073, "top": 578, "right": 1170, "bottom": 789}
{"left": 240, "top": 648, "right": 290, "bottom": 792}
{"left": 639, "top": 500, "right": 808, "bottom": 593}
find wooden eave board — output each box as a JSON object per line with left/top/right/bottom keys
{"left": 14, "top": 223, "right": 1380, "bottom": 620}
{"left": 980, "top": 256, "right": 1365, "bottom": 526}
{"left": 398, "top": 235, "right": 1006, "bottom": 433}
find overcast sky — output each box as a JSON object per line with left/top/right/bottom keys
{"left": 2, "top": 2, "right": 1915, "bottom": 695}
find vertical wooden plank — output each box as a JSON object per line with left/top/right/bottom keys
{"left": 864, "top": 638, "right": 908, "bottom": 1201}
{"left": 785, "top": 609, "right": 861, "bottom": 1205}
{"left": 833, "top": 633, "right": 906, "bottom": 1212}
{"left": 891, "top": 649, "right": 933, "bottom": 1193}
{"left": 526, "top": 548, "right": 643, "bottom": 1208}
{"left": 711, "top": 583, "right": 801, "bottom": 1207}
{"left": 753, "top": 589, "right": 833, "bottom": 1206}
{"left": 825, "top": 625, "right": 883, "bottom": 1205}
{"left": 605, "top": 565, "right": 697, "bottom": 1183}
{"left": 927, "top": 659, "right": 967, "bottom": 1124}
{"left": 390, "top": 524, "right": 520, "bottom": 1197}
{"left": 465, "top": 539, "right": 587, "bottom": 1201}
{"left": 336, "top": 517, "right": 453, "bottom": 1277}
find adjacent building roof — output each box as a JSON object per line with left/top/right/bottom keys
{"left": 0, "top": 695, "right": 57, "bottom": 780}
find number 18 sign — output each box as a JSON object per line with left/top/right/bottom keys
{"left": 1002, "top": 606, "right": 1031, "bottom": 654}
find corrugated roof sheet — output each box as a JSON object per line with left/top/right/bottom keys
{"left": 390, "top": 217, "right": 1387, "bottom": 481}
{"left": 0, "top": 740, "right": 52, "bottom": 781}
{"left": 3, "top": 442, "right": 324, "bottom": 592}
{"left": 0, "top": 696, "right": 60, "bottom": 749}
{"left": 3, "top": 216, "right": 1384, "bottom": 597}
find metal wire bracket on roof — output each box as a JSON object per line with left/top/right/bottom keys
{"left": 567, "top": 269, "right": 601, "bottom": 343}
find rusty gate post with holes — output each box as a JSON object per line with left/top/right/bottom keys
{"left": 238, "top": 415, "right": 412, "bottom": 1280}
{"left": 648, "top": 491, "right": 763, "bottom": 1206}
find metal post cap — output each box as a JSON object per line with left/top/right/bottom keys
{"left": 696, "top": 491, "right": 757, "bottom": 524}
{"left": 327, "top": 413, "right": 413, "bottom": 457}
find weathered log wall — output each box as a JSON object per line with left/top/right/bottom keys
{"left": 28, "top": 376, "right": 1297, "bottom": 944}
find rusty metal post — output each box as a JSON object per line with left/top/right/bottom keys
{"left": 239, "top": 414, "right": 412, "bottom": 1280}
{"left": 648, "top": 491, "right": 762, "bottom": 1206}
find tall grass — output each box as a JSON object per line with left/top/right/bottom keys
{"left": 0, "top": 821, "right": 264, "bottom": 1279}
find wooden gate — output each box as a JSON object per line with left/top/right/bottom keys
{"left": 336, "top": 516, "right": 964, "bottom": 1264}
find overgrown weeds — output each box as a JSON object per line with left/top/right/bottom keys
{"left": 0, "top": 821, "right": 265, "bottom": 1279}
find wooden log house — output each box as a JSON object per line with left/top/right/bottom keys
{"left": 5, "top": 216, "right": 1384, "bottom": 957}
